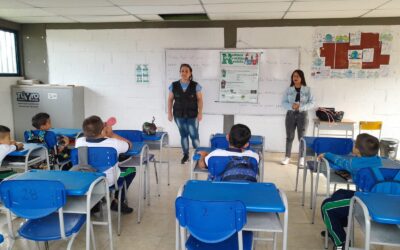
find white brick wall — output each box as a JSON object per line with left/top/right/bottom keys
{"left": 0, "top": 77, "right": 23, "bottom": 136}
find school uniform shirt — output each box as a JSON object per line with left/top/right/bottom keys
{"left": 282, "top": 86, "right": 315, "bottom": 111}
{"left": 205, "top": 148, "right": 259, "bottom": 166}
{"left": 0, "top": 144, "right": 17, "bottom": 166}
{"left": 75, "top": 137, "right": 129, "bottom": 187}
{"left": 324, "top": 153, "right": 382, "bottom": 183}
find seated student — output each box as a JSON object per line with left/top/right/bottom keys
{"left": 198, "top": 124, "right": 259, "bottom": 182}
{"left": 0, "top": 125, "right": 23, "bottom": 166}
{"left": 318, "top": 133, "right": 381, "bottom": 250}
{"left": 75, "top": 115, "right": 135, "bottom": 214}
{"left": 28, "top": 113, "right": 70, "bottom": 167}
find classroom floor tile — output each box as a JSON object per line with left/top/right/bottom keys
{"left": 0, "top": 149, "right": 398, "bottom": 250}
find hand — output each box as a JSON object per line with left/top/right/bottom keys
{"left": 15, "top": 142, "right": 24, "bottom": 150}
{"left": 63, "top": 136, "right": 70, "bottom": 145}
{"left": 292, "top": 103, "right": 300, "bottom": 110}
{"left": 317, "top": 153, "right": 325, "bottom": 161}
{"left": 197, "top": 113, "right": 203, "bottom": 122}
{"left": 168, "top": 112, "right": 173, "bottom": 122}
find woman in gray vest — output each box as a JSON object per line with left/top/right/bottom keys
{"left": 281, "top": 69, "right": 315, "bottom": 165}
{"left": 168, "top": 64, "right": 203, "bottom": 164}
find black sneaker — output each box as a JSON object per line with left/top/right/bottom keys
{"left": 110, "top": 200, "right": 133, "bottom": 214}
{"left": 181, "top": 154, "right": 189, "bottom": 164}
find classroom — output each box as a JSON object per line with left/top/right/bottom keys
{"left": 0, "top": 0, "right": 400, "bottom": 249}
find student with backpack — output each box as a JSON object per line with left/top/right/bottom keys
{"left": 198, "top": 124, "right": 259, "bottom": 182}
{"left": 318, "top": 133, "right": 382, "bottom": 250}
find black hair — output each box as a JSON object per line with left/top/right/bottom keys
{"left": 180, "top": 63, "right": 193, "bottom": 81}
{"left": 82, "top": 115, "right": 104, "bottom": 138}
{"left": 355, "top": 133, "right": 380, "bottom": 157}
{"left": 0, "top": 125, "right": 11, "bottom": 139}
{"left": 32, "top": 113, "right": 50, "bottom": 129}
{"left": 290, "top": 69, "right": 307, "bottom": 87}
{"left": 229, "top": 124, "right": 251, "bottom": 149}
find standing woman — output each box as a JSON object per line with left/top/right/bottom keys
{"left": 281, "top": 69, "right": 315, "bottom": 165}
{"left": 168, "top": 64, "right": 203, "bottom": 164}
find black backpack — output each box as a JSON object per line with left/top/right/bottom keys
{"left": 316, "top": 107, "right": 344, "bottom": 122}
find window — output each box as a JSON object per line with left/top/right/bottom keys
{"left": 0, "top": 29, "right": 19, "bottom": 76}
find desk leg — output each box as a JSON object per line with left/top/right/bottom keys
{"left": 86, "top": 206, "right": 91, "bottom": 250}
{"left": 137, "top": 163, "right": 143, "bottom": 223}
{"left": 175, "top": 219, "right": 180, "bottom": 250}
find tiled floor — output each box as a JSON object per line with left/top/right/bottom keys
{"left": 0, "top": 149, "right": 397, "bottom": 250}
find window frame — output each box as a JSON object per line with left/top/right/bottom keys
{"left": 0, "top": 27, "right": 21, "bottom": 77}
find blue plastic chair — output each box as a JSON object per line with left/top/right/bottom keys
{"left": 207, "top": 155, "right": 259, "bottom": 182}
{"left": 0, "top": 179, "right": 87, "bottom": 249}
{"left": 175, "top": 197, "right": 252, "bottom": 250}
{"left": 71, "top": 147, "right": 128, "bottom": 236}
{"left": 345, "top": 168, "right": 400, "bottom": 250}
{"left": 24, "top": 130, "right": 70, "bottom": 170}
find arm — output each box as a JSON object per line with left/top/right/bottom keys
{"left": 323, "top": 152, "right": 352, "bottom": 171}
{"left": 299, "top": 88, "right": 315, "bottom": 111}
{"left": 103, "top": 127, "right": 132, "bottom": 149}
{"left": 282, "top": 88, "right": 292, "bottom": 110}
{"left": 197, "top": 92, "right": 203, "bottom": 122}
{"left": 167, "top": 92, "right": 174, "bottom": 122}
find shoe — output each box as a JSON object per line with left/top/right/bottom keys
{"left": 333, "top": 245, "right": 343, "bottom": 250}
{"left": 281, "top": 157, "right": 290, "bottom": 165}
{"left": 110, "top": 200, "right": 133, "bottom": 214}
{"left": 181, "top": 154, "right": 189, "bottom": 164}
{"left": 299, "top": 157, "right": 305, "bottom": 166}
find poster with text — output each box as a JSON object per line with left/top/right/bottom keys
{"left": 219, "top": 51, "right": 261, "bottom": 103}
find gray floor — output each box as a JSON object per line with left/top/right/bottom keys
{"left": 0, "top": 149, "right": 397, "bottom": 250}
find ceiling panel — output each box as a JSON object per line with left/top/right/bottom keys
{"left": 208, "top": 11, "right": 284, "bottom": 20}
{"left": 69, "top": 15, "right": 140, "bottom": 22}
{"left": 285, "top": 10, "right": 367, "bottom": 19}
{"left": 18, "top": 0, "right": 113, "bottom": 8}
{"left": 291, "top": 0, "right": 387, "bottom": 11}
{"left": 135, "top": 14, "right": 164, "bottom": 21}
{"left": 378, "top": 0, "right": 400, "bottom": 9}
{"left": 363, "top": 9, "right": 400, "bottom": 17}
{"left": 204, "top": 2, "right": 290, "bottom": 13}
{"left": 43, "top": 7, "right": 127, "bottom": 16}
{"left": 0, "top": 0, "right": 33, "bottom": 8}
{"left": 121, "top": 5, "right": 204, "bottom": 15}
{"left": 202, "top": 0, "right": 290, "bottom": 3}
{"left": 109, "top": 0, "right": 200, "bottom": 5}
{"left": 0, "top": 8, "right": 55, "bottom": 17}
{"left": 4, "top": 16, "right": 74, "bottom": 23}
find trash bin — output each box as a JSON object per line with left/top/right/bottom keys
{"left": 379, "top": 138, "right": 399, "bottom": 160}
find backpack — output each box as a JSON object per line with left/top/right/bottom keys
{"left": 26, "top": 130, "right": 47, "bottom": 145}
{"left": 221, "top": 156, "right": 258, "bottom": 182}
{"left": 316, "top": 107, "right": 344, "bottom": 122}
{"left": 142, "top": 116, "right": 157, "bottom": 135}
{"left": 355, "top": 167, "right": 400, "bottom": 195}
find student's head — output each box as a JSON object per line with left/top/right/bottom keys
{"left": 290, "top": 69, "right": 307, "bottom": 87}
{"left": 0, "top": 125, "right": 11, "bottom": 143}
{"left": 32, "top": 112, "right": 51, "bottom": 130}
{"left": 228, "top": 124, "right": 251, "bottom": 149}
{"left": 180, "top": 64, "right": 193, "bottom": 82}
{"left": 82, "top": 116, "right": 104, "bottom": 139}
{"left": 354, "top": 133, "right": 380, "bottom": 157}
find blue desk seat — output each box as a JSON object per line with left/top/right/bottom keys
{"left": 356, "top": 192, "right": 400, "bottom": 224}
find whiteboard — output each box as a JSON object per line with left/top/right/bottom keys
{"left": 165, "top": 48, "right": 299, "bottom": 115}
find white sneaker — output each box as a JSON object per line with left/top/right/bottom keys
{"left": 281, "top": 157, "right": 290, "bottom": 165}
{"left": 299, "top": 157, "right": 305, "bottom": 166}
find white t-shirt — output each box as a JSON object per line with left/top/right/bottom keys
{"left": 205, "top": 148, "right": 259, "bottom": 166}
{"left": 0, "top": 144, "right": 17, "bottom": 166}
{"left": 75, "top": 137, "right": 129, "bottom": 186}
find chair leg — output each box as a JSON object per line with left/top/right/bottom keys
{"left": 90, "top": 223, "right": 97, "bottom": 250}
{"left": 67, "top": 232, "right": 79, "bottom": 250}
{"left": 273, "top": 232, "right": 278, "bottom": 250}
{"left": 45, "top": 241, "right": 49, "bottom": 250}
{"left": 334, "top": 184, "right": 337, "bottom": 192}
{"left": 118, "top": 188, "right": 122, "bottom": 236}
{"left": 310, "top": 171, "right": 314, "bottom": 209}
{"left": 324, "top": 230, "right": 329, "bottom": 249}
{"left": 295, "top": 163, "right": 300, "bottom": 192}
{"left": 123, "top": 181, "right": 128, "bottom": 205}
{"left": 154, "top": 160, "right": 160, "bottom": 197}
{"left": 301, "top": 167, "right": 307, "bottom": 206}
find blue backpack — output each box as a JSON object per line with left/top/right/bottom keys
{"left": 355, "top": 167, "right": 400, "bottom": 194}
{"left": 221, "top": 156, "right": 258, "bottom": 182}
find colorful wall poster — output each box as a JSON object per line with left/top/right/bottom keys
{"left": 219, "top": 51, "right": 261, "bottom": 103}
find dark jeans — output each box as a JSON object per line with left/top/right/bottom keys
{"left": 174, "top": 117, "right": 200, "bottom": 155}
{"left": 285, "top": 110, "right": 308, "bottom": 157}
{"left": 321, "top": 189, "right": 355, "bottom": 246}
{"left": 115, "top": 167, "right": 136, "bottom": 202}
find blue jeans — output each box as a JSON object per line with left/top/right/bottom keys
{"left": 175, "top": 117, "right": 200, "bottom": 155}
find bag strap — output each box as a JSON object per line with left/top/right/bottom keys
{"left": 371, "top": 167, "right": 385, "bottom": 181}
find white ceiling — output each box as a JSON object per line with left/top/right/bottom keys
{"left": 0, "top": 0, "right": 398, "bottom": 23}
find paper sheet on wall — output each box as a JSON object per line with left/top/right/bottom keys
{"left": 362, "top": 48, "right": 374, "bottom": 62}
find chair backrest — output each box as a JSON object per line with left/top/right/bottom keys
{"left": 313, "top": 137, "right": 353, "bottom": 155}
{"left": 24, "top": 130, "right": 58, "bottom": 148}
{"left": 0, "top": 179, "right": 66, "bottom": 219}
{"left": 211, "top": 136, "right": 229, "bottom": 150}
{"left": 113, "top": 130, "right": 143, "bottom": 142}
{"left": 359, "top": 121, "right": 382, "bottom": 138}
{"left": 207, "top": 155, "right": 259, "bottom": 182}
{"left": 355, "top": 167, "right": 400, "bottom": 195}
{"left": 71, "top": 147, "right": 118, "bottom": 172}
{"left": 175, "top": 197, "right": 246, "bottom": 243}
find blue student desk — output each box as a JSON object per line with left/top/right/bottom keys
{"left": 49, "top": 128, "right": 82, "bottom": 138}
{"left": 176, "top": 180, "right": 288, "bottom": 250}
{"left": 356, "top": 192, "right": 400, "bottom": 224}
{"left": 119, "top": 141, "right": 152, "bottom": 223}
{"left": 4, "top": 170, "right": 113, "bottom": 250}
{"left": 3, "top": 143, "right": 49, "bottom": 171}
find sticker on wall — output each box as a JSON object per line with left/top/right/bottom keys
{"left": 136, "top": 64, "right": 149, "bottom": 84}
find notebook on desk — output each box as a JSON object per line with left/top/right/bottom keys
{"left": 335, "top": 170, "right": 352, "bottom": 182}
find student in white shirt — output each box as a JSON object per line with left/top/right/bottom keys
{"left": 0, "top": 125, "right": 23, "bottom": 166}
{"left": 75, "top": 116, "right": 135, "bottom": 214}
